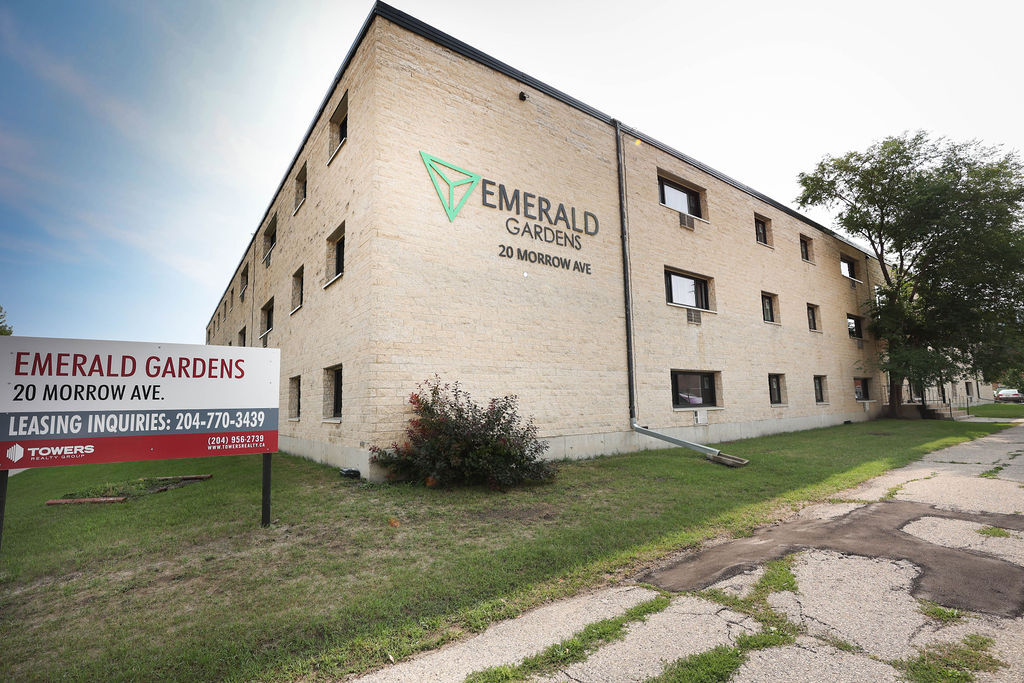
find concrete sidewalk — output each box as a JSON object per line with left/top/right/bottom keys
{"left": 351, "top": 422, "right": 1024, "bottom": 682}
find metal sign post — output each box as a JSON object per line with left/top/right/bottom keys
{"left": 0, "top": 470, "right": 8, "bottom": 554}
{"left": 261, "top": 453, "right": 272, "bottom": 527}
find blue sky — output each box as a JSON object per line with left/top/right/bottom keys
{"left": 2, "top": 0, "right": 1022, "bottom": 344}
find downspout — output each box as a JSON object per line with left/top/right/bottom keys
{"left": 613, "top": 121, "right": 747, "bottom": 467}
{"left": 613, "top": 119, "right": 637, "bottom": 422}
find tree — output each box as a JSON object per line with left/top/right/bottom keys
{"left": 797, "top": 132, "right": 1024, "bottom": 415}
{"left": 0, "top": 305, "right": 11, "bottom": 336}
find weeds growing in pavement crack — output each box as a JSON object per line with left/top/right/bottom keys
{"left": 891, "top": 634, "right": 1005, "bottom": 682}
{"left": 647, "top": 556, "right": 804, "bottom": 682}
{"left": 980, "top": 464, "right": 1006, "bottom": 479}
{"left": 917, "top": 599, "right": 966, "bottom": 623}
{"left": 463, "top": 596, "right": 670, "bottom": 682}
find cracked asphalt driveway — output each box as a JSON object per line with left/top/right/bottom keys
{"left": 354, "top": 420, "right": 1024, "bottom": 682}
{"left": 640, "top": 500, "right": 1024, "bottom": 618}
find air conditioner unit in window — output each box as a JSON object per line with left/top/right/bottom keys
{"left": 687, "top": 308, "right": 701, "bottom": 324}
{"left": 679, "top": 213, "right": 695, "bottom": 230}
{"left": 694, "top": 409, "right": 709, "bottom": 425}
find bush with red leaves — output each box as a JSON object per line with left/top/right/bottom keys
{"left": 370, "top": 377, "right": 554, "bottom": 489}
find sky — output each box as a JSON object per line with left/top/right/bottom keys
{"left": 1, "top": 0, "right": 1022, "bottom": 344}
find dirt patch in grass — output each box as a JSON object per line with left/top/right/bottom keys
{"left": 59, "top": 475, "right": 210, "bottom": 501}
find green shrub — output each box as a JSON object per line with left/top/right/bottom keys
{"left": 370, "top": 377, "right": 554, "bottom": 489}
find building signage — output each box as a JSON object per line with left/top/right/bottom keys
{"left": 420, "top": 151, "right": 597, "bottom": 275}
{"left": 1, "top": 336, "right": 280, "bottom": 470}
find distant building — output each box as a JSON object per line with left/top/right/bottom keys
{"left": 207, "top": 2, "right": 890, "bottom": 475}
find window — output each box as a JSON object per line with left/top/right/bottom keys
{"left": 814, "top": 375, "right": 828, "bottom": 403}
{"left": 328, "top": 91, "right": 348, "bottom": 158}
{"left": 800, "top": 235, "right": 814, "bottom": 262}
{"left": 854, "top": 377, "right": 871, "bottom": 400}
{"left": 761, "top": 292, "right": 778, "bottom": 323}
{"left": 238, "top": 327, "right": 246, "bottom": 347}
{"left": 847, "top": 314, "right": 863, "bottom": 339}
{"left": 289, "top": 376, "right": 301, "bottom": 419}
{"left": 324, "top": 364, "right": 343, "bottom": 419}
{"left": 240, "top": 264, "right": 249, "bottom": 302}
{"left": 230, "top": 288, "right": 234, "bottom": 311}
{"left": 294, "top": 163, "right": 307, "bottom": 212}
{"left": 659, "top": 177, "right": 702, "bottom": 218}
{"left": 840, "top": 255, "right": 857, "bottom": 280}
{"left": 768, "top": 374, "right": 786, "bottom": 405}
{"left": 261, "top": 298, "right": 274, "bottom": 337}
{"left": 671, "top": 371, "right": 717, "bottom": 408}
{"left": 325, "top": 223, "right": 345, "bottom": 284}
{"left": 754, "top": 215, "right": 772, "bottom": 246}
{"left": 291, "top": 266, "right": 304, "bottom": 312}
{"left": 263, "top": 215, "right": 277, "bottom": 267}
{"left": 965, "top": 382, "right": 973, "bottom": 397}
{"left": 665, "top": 269, "right": 711, "bottom": 310}
{"left": 755, "top": 219, "right": 768, "bottom": 244}
{"left": 807, "top": 304, "right": 819, "bottom": 331}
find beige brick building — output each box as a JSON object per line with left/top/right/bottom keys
{"left": 206, "top": 2, "right": 887, "bottom": 475}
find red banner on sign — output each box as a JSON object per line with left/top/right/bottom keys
{"left": 0, "top": 431, "right": 278, "bottom": 470}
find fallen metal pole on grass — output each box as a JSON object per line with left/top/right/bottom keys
{"left": 631, "top": 420, "right": 749, "bottom": 467}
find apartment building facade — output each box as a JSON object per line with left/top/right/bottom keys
{"left": 206, "top": 2, "right": 886, "bottom": 475}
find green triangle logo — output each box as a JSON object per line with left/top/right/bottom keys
{"left": 420, "top": 152, "right": 482, "bottom": 222}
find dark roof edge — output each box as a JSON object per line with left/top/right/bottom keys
{"left": 209, "top": 1, "right": 870, "bottom": 326}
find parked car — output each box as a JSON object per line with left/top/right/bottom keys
{"left": 995, "top": 388, "right": 1022, "bottom": 403}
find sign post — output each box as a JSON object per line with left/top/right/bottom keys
{"left": 1, "top": 336, "right": 280, "bottom": 546}
{"left": 262, "top": 452, "right": 272, "bottom": 527}
{"left": 0, "top": 470, "right": 7, "bottom": 553}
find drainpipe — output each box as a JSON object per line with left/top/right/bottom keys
{"left": 613, "top": 121, "right": 746, "bottom": 468}
{"left": 613, "top": 119, "right": 637, "bottom": 422}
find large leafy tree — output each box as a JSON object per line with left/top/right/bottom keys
{"left": 797, "top": 132, "right": 1024, "bottom": 414}
{"left": 0, "top": 305, "right": 11, "bottom": 335}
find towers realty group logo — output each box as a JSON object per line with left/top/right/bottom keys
{"left": 419, "top": 152, "right": 481, "bottom": 222}
{"left": 6, "top": 443, "right": 24, "bottom": 463}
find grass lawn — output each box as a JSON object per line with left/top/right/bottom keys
{"left": 970, "top": 403, "right": 1024, "bottom": 418}
{"left": 0, "top": 419, "right": 1011, "bottom": 681}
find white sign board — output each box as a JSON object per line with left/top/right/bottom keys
{"left": 1, "top": 336, "right": 280, "bottom": 470}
